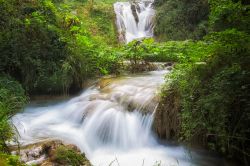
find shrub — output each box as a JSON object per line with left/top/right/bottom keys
{"left": 161, "top": 29, "right": 250, "bottom": 163}
{"left": 0, "top": 75, "right": 27, "bottom": 153}
{"left": 0, "top": 153, "right": 25, "bottom": 166}
{"left": 53, "top": 146, "right": 90, "bottom": 166}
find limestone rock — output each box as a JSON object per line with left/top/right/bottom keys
{"left": 153, "top": 89, "right": 180, "bottom": 140}
{"left": 11, "top": 140, "right": 91, "bottom": 166}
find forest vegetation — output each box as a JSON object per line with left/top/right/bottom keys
{"left": 0, "top": 0, "right": 249, "bottom": 165}
{"left": 153, "top": 0, "right": 250, "bottom": 164}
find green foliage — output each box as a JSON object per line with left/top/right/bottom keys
{"left": 154, "top": 0, "right": 209, "bottom": 41}
{"left": 62, "top": 33, "right": 121, "bottom": 93}
{"left": 0, "top": 0, "right": 120, "bottom": 95}
{"left": 0, "top": 0, "right": 249, "bottom": 164}
{"left": 154, "top": 0, "right": 250, "bottom": 41}
{"left": 72, "top": 0, "right": 118, "bottom": 45}
{"left": 0, "top": 0, "right": 68, "bottom": 94}
{"left": 0, "top": 153, "right": 25, "bottom": 166}
{"left": 208, "top": 0, "right": 250, "bottom": 33}
{"left": 123, "top": 38, "right": 210, "bottom": 63}
{"left": 124, "top": 40, "right": 148, "bottom": 64}
{"left": 163, "top": 29, "right": 250, "bottom": 162}
{"left": 0, "top": 76, "right": 27, "bottom": 115}
{"left": 88, "top": 2, "right": 117, "bottom": 45}
{"left": 0, "top": 76, "right": 27, "bottom": 153}
{"left": 155, "top": 1, "right": 250, "bottom": 162}
{"left": 53, "top": 145, "right": 89, "bottom": 166}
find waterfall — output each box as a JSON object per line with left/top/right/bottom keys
{"left": 12, "top": 70, "right": 180, "bottom": 165}
{"left": 12, "top": 70, "right": 223, "bottom": 166}
{"left": 114, "top": 0, "right": 155, "bottom": 43}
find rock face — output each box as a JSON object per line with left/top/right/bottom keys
{"left": 153, "top": 89, "right": 181, "bottom": 140}
{"left": 131, "top": 3, "right": 139, "bottom": 23}
{"left": 123, "top": 61, "right": 166, "bottom": 73}
{"left": 11, "top": 140, "right": 91, "bottom": 166}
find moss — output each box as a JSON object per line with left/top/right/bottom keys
{"left": 52, "top": 145, "right": 91, "bottom": 166}
{"left": 0, "top": 153, "right": 25, "bottom": 166}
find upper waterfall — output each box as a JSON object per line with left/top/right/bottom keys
{"left": 114, "top": 0, "right": 155, "bottom": 43}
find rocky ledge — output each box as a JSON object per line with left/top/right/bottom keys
{"left": 11, "top": 140, "right": 91, "bottom": 166}
{"left": 153, "top": 81, "right": 180, "bottom": 140}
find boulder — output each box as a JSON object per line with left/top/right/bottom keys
{"left": 11, "top": 140, "right": 91, "bottom": 166}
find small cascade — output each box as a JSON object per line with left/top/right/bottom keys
{"left": 13, "top": 71, "right": 166, "bottom": 148}
{"left": 12, "top": 70, "right": 224, "bottom": 166}
{"left": 114, "top": 0, "right": 155, "bottom": 43}
{"left": 12, "top": 70, "right": 181, "bottom": 166}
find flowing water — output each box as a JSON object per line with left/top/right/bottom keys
{"left": 11, "top": 1, "right": 225, "bottom": 165}
{"left": 12, "top": 70, "right": 224, "bottom": 166}
{"left": 114, "top": 0, "right": 155, "bottom": 43}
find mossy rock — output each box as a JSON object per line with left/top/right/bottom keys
{"left": 51, "top": 145, "right": 91, "bottom": 166}
{"left": 11, "top": 140, "right": 91, "bottom": 166}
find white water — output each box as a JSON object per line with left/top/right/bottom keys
{"left": 12, "top": 70, "right": 223, "bottom": 166}
{"left": 114, "top": 0, "right": 155, "bottom": 43}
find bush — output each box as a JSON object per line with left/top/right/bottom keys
{"left": 161, "top": 29, "right": 250, "bottom": 163}
{"left": 209, "top": 0, "right": 250, "bottom": 33}
{"left": 0, "top": 153, "right": 25, "bottom": 166}
{"left": 0, "top": 75, "right": 27, "bottom": 153}
{"left": 53, "top": 146, "right": 90, "bottom": 166}
{"left": 123, "top": 38, "right": 211, "bottom": 63}
{"left": 0, "top": 0, "right": 121, "bottom": 95}
{"left": 154, "top": 0, "right": 209, "bottom": 41}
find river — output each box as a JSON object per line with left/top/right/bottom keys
{"left": 11, "top": 0, "right": 229, "bottom": 165}
{"left": 12, "top": 70, "right": 226, "bottom": 166}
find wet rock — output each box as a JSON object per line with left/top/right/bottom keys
{"left": 121, "top": 61, "right": 174, "bottom": 72}
{"left": 98, "top": 77, "right": 114, "bottom": 89}
{"left": 117, "top": 29, "right": 126, "bottom": 43}
{"left": 164, "top": 62, "right": 173, "bottom": 67}
{"left": 127, "top": 61, "right": 160, "bottom": 72}
{"left": 164, "top": 62, "right": 176, "bottom": 71}
{"left": 12, "top": 140, "right": 91, "bottom": 166}
{"left": 131, "top": 3, "right": 139, "bottom": 24}
{"left": 153, "top": 89, "right": 180, "bottom": 140}
{"left": 166, "top": 66, "right": 173, "bottom": 71}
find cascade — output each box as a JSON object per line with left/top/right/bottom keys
{"left": 12, "top": 71, "right": 181, "bottom": 165}
{"left": 11, "top": 0, "right": 225, "bottom": 163}
{"left": 114, "top": 0, "right": 155, "bottom": 43}
{"left": 12, "top": 70, "right": 223, "bottom": 165}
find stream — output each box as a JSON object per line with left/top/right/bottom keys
{"left": 12, "top": 70, "right": 225, "bottom": 166}
{"left": 11, "top": 0, "right": 228, "bottom": 165}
